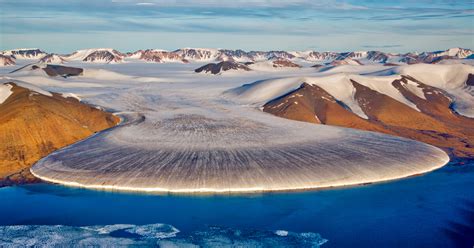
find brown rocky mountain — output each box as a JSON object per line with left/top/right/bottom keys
{"left": 263, "top": 76, "right": 474, "bottom": 158}
{"left": 0, "top": 83, "right": 119, "bottom": 186}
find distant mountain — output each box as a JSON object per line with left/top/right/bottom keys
{"left": 195, "top": 61, "right": 251, "bottom": 74}
{"left": 132, "top": 49, "right": 188, "bottom": 63}
{"left": 331, "top": 57, "right": 363, "bottom": 66}
{"left": 0, "top": 48, "right": 47, "bottom": 60}
{"left": 0, "top": 55, "right": 15, "bottom": 66}
{"left": 174, "top": 48, "right": 220, "bottom": 61}
{"left": 39, "top": 54, "right": 65, "bottom": 64}
{"left": 1, "top": 47, "right": 472, "bottom": 65}
{"left": 106, "top": 47, "right": 474, "bottom": 65}
{"left": 335, "top": 51, "right": 390, "bottom": 63}
{"left": 271, "top": 58, "right": 302, "bottom": 68}
{"left": 63, "top": 48, "right": 124, "bottom": 63}
{"left": 434, "top": 47, "right": 473, "bottom": 58}
{"left": 290, "top": 51, "right": 339, "bottom": 62}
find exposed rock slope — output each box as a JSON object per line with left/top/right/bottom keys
{"left": 0, "top": 83, "right": 119, "bottom": 186}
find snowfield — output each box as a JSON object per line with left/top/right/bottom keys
{"left": 0, "top": 83, "right": 13, "bottom": 104}
{"left": 2, "top": 59, "right": 469, "bottom": 193}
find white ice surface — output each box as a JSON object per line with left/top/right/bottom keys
{"left": 0, "top": 83, "right": 13, "bottom": 104}
{"left": 61, "top": 93, "right": 81, "bottom": 101}
{"left": 0, "top": 78, "right": 53, "bottom": 97}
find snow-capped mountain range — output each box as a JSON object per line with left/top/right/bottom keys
{"left": 0, "top": 47, "right": 472, "bottom": 66}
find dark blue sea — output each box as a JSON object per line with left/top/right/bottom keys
{"left": 1, "top": 159, "right": 473, "bottom": 247}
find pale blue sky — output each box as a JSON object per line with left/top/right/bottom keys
{"left": 0, "top": 0, "right": 473, "bottom": 53}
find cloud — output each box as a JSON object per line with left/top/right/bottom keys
{"left": 0, "top": 0, "right": 472, "bottom": 52}
{"left": 135, "top": 2, "right": 155, "bottom": 6}
{"left": 110, "top": 0, "right": 368, "bottom": 10}
{"left": 362, "top": 44, "right": 402, "bottom": 49}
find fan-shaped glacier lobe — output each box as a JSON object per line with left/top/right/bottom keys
{"left": 31, "top": 105, "right": 449, "bottom": 193}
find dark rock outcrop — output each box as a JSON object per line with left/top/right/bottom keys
{"left": 466, "top": 74, "right": 474, "bottom": 86}
{"left": 195, "top": 61, "right": 251, "bottom": 74}
{"left": 41, "top": 65, "right": 84, "bottom": 77}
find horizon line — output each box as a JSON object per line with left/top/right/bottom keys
{"left": 2, "top": 46, "right": 472, "bottom": 55}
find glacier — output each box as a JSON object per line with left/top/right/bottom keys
{"left": 0, "top": 61, "right": 453, "bottom": 193}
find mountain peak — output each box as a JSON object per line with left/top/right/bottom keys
{"left": 2, "top": 47, "right": 472, "bottom": 65}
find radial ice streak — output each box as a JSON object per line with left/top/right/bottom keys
{"left": 31, "top": 91, "right": 449, "bottom": 193}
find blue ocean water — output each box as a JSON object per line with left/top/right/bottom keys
{"left": 1, "top": 159, "right": 473, "bottom": 247}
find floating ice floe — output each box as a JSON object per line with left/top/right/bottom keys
{"left": 0, "top": 224, "right": 328, "bottom": 247}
